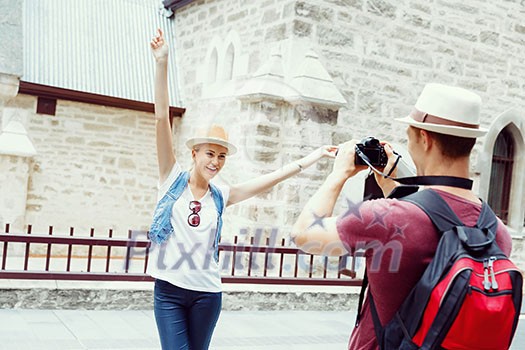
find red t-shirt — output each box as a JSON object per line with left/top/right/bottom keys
{"left": 336, "top": 189, "right": 512, "bottom": 350}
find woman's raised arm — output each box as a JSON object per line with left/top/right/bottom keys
{"left": 150, "top": 28, "right": 176, "bottom": 184}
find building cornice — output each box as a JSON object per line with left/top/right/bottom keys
{"left": 163, "top": 0, "right": 196, "bottom": 11}
{"left": 18, "top": 81, "right": 185, "bottom": 118}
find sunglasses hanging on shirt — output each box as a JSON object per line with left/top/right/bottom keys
{"left": 188, "top": 200, "right": 201, "bottom": 227}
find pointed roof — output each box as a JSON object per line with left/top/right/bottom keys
{"left": 236, "top": 47, "right": 297, "bottom": 102}
{"left": 0, "top": 110, "right": 37, "bottom": 157}
{"left": 288, "top": 50, "right": 347, "bottom": 107}
{"left": 237, "top": 43, "right": 347, "bottom": 108}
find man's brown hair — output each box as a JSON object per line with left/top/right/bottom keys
{"left": 425, "top": 130, "right": 476, "bottom": 158}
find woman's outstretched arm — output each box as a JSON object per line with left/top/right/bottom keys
{"left": 227, "top": 146, "right": 337, "bottom": 206}
{"left": 150, "top": 28, "right": 176, "bottom": 184}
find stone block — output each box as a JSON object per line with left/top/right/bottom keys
{"left": 228, "top": 10, "right": 248, "bottom": 22}
{"left": 366, "top": 0, "right": 397, "bottom": 19}
{"left": 457, "top": 79, "right": 488, "bottom": 92}
{"left": 83, "top": 123, "right": 118, "bottom": 133}
{"left": 409, "top": 2, "right": 431, "bottom": 14}
{"left": 254, "top": 137, "right": 280, "bottom": 149}
{"left": 319, "top": 6, "right": 335, "bottom": 22}
{"left": 256, "top": 124, "right": 280, "bottom": 138}
{"left": 294, "top": 105, "right": 338, "bottom": 126}
{"left": 295, "top": 1, "right": 320, "bottom": 20}
{"left": 443, "top": 59, "right": 464, "bottom": 75}
{"left": 317, "top": 26, "right": 353, "bottom": 47}
{"left": 265, "top": 23, "right": 287, "bottom": 42}
{"left": 88, "top": 141, "right": 112, "bottom": 148}
{"left": 324, "top": 0, "right": 363, "bottom": 9}
{"left": 65, "top": 137, "right": 85, "bottom": 145}
{"left": 293, "top": 19, "right": 312, "bottom": 37}
{"left": 254, "top": 150, "right": 279, "bottom": 162}
{"left": 183, "top": 40, "right": 194, "bottom": 49}
{"left": 432, "top": 23, "right": 446, "bottom": 34}
{"left": 262, "top": 8, "right": 280, "bottom": 24}
{"left": 337, "top": 11, "right": 352, "bottom": 23}
{"left": 362, "top": 59, "right": 412, "bottom": 77}
{"left": 210, "top": 14, "right": 224, "bottom": 27}
{"left": 118, "top": 158, "right": 136, "bottom": 170}
{"left": 436, "top": 0, "right": 479, "bottom": 14}
{"left": 198, "top": 10, "right": 207, "bottom": 20}
{"left": 447, "top": 27, "right": 478, "bottom": 42}
{"left": 282, "top": 1, "right": 295, "bottom": 18}
{"left": 402, "top": 11, "right": 430, "bottom": 29}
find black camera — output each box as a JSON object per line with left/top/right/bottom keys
{"left": 355, "top": 137, "right": 388, "bottom": 167}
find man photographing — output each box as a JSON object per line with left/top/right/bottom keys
{"left": 291, "top": 83, "right": 515, "bottom": 349}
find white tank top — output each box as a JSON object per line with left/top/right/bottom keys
{"left": 146, "top": 163, "right": 230, "bottom": 292}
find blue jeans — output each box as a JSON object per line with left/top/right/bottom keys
{"left": 154, "top": 279, "right": 222, "bottom": 350}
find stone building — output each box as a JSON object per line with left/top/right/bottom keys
{"left": 1, "top": 0, "right": 524, "bottom": 266}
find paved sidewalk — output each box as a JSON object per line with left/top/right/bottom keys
{"left": 0, "top": 309, "right": 524, "bottom": 350}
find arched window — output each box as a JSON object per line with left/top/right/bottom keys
{"left": 224, "top": 43, "right": 235, "bottom": 80}
{"left": 488, "top": 127, "right": 515, "bottom": 223}
{"left": 208, "top": 48, "right": 218, "bottom": 83}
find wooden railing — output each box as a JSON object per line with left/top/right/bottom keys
{"left": 0, "top": 224, "right": 363, "bottom": 286}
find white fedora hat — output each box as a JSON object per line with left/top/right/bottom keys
{"left": 396, "top": 83, "right": 487, "bottom": 138}
{"left": 185, "top": 124, "right": 238, "bottom": 155}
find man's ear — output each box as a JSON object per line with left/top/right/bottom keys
{"left": 420, "top": 129, "right": 433, "bottom": 151}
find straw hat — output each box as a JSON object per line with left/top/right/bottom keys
{"left": 396, "top": 83, "right": 487, "bottom": 138}
{"left": 185, "top": 124, "right": 237, "bottom": 155}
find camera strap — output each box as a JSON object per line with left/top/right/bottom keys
{"left": 394, "top": 175, "right": 473, "bottom": 189}
{"left": 357, "top": 149, "right": 473, "bottom": 190}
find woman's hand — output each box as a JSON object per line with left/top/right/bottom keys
{"left": 150, "top": 28, "right": 169, "bottom": 62}
{"left": 317, "top": 145, "right": 338, "bottom": 159}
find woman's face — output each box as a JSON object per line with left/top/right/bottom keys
{"left": 192, "top": 143, "right": 228, "bottom": 181}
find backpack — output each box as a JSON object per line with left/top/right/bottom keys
{"left": 359, "top": 189, "right": 523, "bottom": 350}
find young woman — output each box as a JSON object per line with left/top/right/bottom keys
{"left": 148, "top": 28, "right": 336, "bottom": 350}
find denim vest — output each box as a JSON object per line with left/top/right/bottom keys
{"left": 149, "top": 171, "right": 225, "bottom": 262}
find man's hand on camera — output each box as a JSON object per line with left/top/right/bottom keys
{"left": 374, "top": 142, "right": 400, "bottom": 196}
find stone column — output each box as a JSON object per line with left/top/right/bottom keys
{"left": 235, "top": 48, "right": 292, "bottom": 242}
{"left": 0, "top": 0, "right": 34, "bottom": 232}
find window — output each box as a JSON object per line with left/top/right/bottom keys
{"left": 488, "top": 127, "right": 515, "bottom": 223}
{"left": 208, "top": 48, "right": 218, "bottom": 83}
{"left": 224, "top": 43, "right": 235, "bottom": 80}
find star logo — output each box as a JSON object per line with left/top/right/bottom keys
{"left": 392, "top": 224, "right": 408, "bottom": 239}
{"left": 308, "top": 211, "right": 327, "bottom": 229}
{"left": 341, "top": 197, "right": 364, "bottom": 222}
{"left": 366, "top": 205, "right": 389, "bottom": 229}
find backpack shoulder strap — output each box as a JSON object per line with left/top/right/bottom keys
{"left": 401, "top": 189, "right": 464, "bottom": 233}
{"left": 476, "top": 201, "right": 499, "bottom": 234}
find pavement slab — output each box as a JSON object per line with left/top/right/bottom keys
{"left": 0, "top": 309, "right": 523, "bottom": 350}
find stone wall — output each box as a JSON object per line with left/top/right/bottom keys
{"left": 172, "top": 0, "right": 525, "bottom": 142}
{"left": 0, "top": 288, "right": 358, "bottom": 311}
{"left": 0, "top": 0, "right": 23, "bottom": 77}
{"left": 2, "top": 94, "right": 159, "bottom": 237}
{"left": 0, "top": 154, "right": 30, "bottom": 228}
{"left": 169, "top": 0, "right": 525, "bottom": 265}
